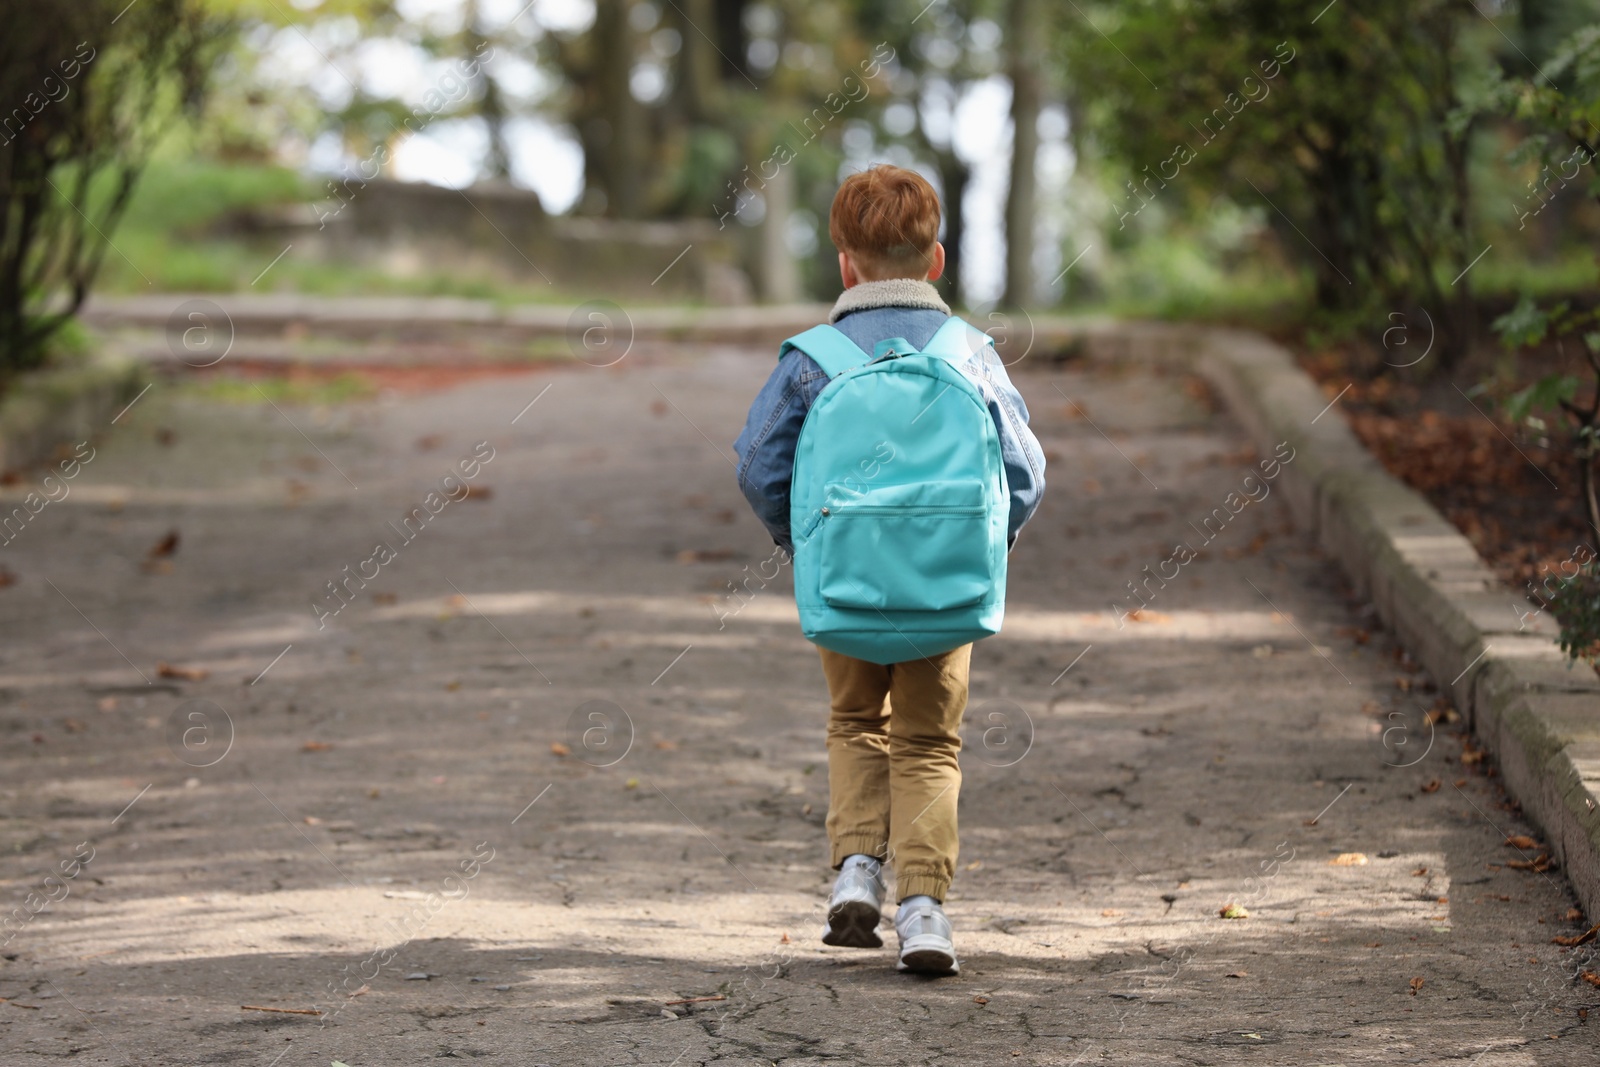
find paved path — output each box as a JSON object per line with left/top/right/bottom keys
{"left": 1, "top": 341, "right": 1596, "bottom": 1065}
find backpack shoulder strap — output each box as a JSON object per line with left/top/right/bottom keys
{"left": 920, "top": 315, "right": 992, "bottom": 367}
{"left": 780, "top": 324, "right": 868, "bottom": 379}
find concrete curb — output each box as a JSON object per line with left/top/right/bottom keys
{"left": 80, "top": 293, "right": 838, "bottom": 349}
{"left": 0, "top": 357, "right": 148, "bottom": 475}
{"left": 1163, "top": 324, "right": 1600, "bottom": 919}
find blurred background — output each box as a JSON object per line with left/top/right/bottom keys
{"left": 3, "top": 0, "right": 1595, "bottom": 323}
{"left": 4, "top": 0, "right": 1600, "bottom": 647}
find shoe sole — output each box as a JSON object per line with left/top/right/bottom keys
{"left": 822, "top": 899, "right": 883, "bottom": 948}
{"left": 896, "top": 936, "right": 958, "bottom": 975}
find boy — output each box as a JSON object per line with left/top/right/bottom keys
{"left": 733, "top": 165, "right": 1046, "bottom": 975}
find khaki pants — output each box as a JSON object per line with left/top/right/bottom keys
{"left": 818, "top": 644, "right": 971, "bottom": 903}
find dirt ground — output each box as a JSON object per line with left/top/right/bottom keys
{"left": 2, "top": 339, "right": 1598, "bottom": 1066}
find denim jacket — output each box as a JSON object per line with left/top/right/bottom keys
{"left": 734, "top": 282, "right": 1046, "bottom": 555}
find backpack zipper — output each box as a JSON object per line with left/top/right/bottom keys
{"left": 825, "top": 504, "right": 985, "bottom": 516}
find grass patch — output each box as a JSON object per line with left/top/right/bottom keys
{"left": 182, "top": 372, "right": 376, "bottom": 406}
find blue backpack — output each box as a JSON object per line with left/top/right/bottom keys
{"left": 782, "top": 315, "right": 1008, "bottom": 664}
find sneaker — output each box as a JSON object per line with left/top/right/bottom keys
{"left": 822, "top": 859, "right": 885, "bottom": 948}
{"left": 895, "top": 900, "right": 958, "bottom": 975}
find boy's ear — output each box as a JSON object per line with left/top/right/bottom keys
{"left": 839, "top": 251, "right": 861, "bottom": 290}
{"left": 925, "top": 242, "right": 946, "bottom": 283}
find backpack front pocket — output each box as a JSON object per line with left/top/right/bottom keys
{"left": 816, "top": 480, "right": 993, "bottom": 611}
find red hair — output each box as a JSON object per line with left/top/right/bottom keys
{"left": 828, "top": 165, "right": 940, "bottom": 279}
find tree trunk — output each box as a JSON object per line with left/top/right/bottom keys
{"left": 674, "top": 0, "right": 721, "bottom": 123}
{"left": 463, "top": 0, "right": 509, "bottom": 180}
{"left": 756, "top": 160, "right": 799, "bottom": 303}
{"left": 938, "top": 153, "right": 969, "bottom": 309}
{"left": 593, "top": 0, "right": 643, "bottom": 218}
{"left": 712, "top": 0, "right": 751, "bottom": 86}
{"left": 1003, "top": 0, "right": 1042, "bottom": 309}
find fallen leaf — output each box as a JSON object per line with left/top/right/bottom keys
{"left": 1580, "top": 971, "right": 1600, "bottom": 988}
{"left": 1219, "top": 903, "right": 1249, "bottom": 919}
{"left": 1225, "top": 971, "right": 1248, "bottom": 978}
{"left": 676, "top": 548, "right": 736, "bottom": 564}
{"left": 301, "top": 741, "right": 332, "bottom": 752}
{"left": 1454, "top": 778, "right": 1468, "bottom": 787}
{"left": 1100, "top": 908, "right": 1122, "bottom": 917}
{"left": 373, "top": 592, "right": 398, "bottom": 605}
{"left": 779, "top": 932, "right": 790, "bottom": 944}
{"left": 302, "top": 816, "right": 322, "bottom": 825}
{"left": 1126, "top": 609, "right": 1172, "bottom": 624}
{"left": 653, "top": 739, "right": 678, "bottom": 751}
{"left": 346, "top": 985, "right": 369, "bottom": 998}
{"left": 1409, "top": 977, "right": 1424, "bottom": 996}
{"left": 147, "top": 530, "right": 180, "bottom": 558}
{"left": 462, "top": 485, "right": 493, "bottom": 501}
{"left": 63, "top": 718, "right": 85, "bottom": 733}
{"left": 973, "top": 995, "right": 990, "bottom": 1005}
{"left": 156, "top": 662, "right": 209, "bottom": 681}
{"left": 1567, "top": 908, "right": 1584, "bottom": 922}
{"left": 97, "top": 696, "right": 118, "bottom": 712}
{"left": 0, "top": 565, "right": 15, "bottom": 588}
{"left": 1330, "top": 853, "right": 1369, "bottom": 866}
{"left": 1505, "top": 835, "right": 1541, "bottom": 850}
{"left": 550, "top": 741, "right": 571, "bottom": 757}
{"left": 966, "top": 860, "right": 983, "bottom": 871}
{"left": 1420, "top": 779, "right": 1441, "bottom": 794}
{"left": 415, "top": 434, "right": 443, "bottom": 451}
{"left": 1551, "top": 922, "right": 1599, "bottom": 947}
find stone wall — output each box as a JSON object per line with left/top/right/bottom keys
{"left": 251, "top": 178, "right": 753, "bottom": 304}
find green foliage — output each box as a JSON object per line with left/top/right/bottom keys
{"left": 1059, "top": 0, "right": 1494, "bottom": 358}
{"left": 1549, "top": 561, "right": 1600, "bottom": 664}
{"left": 1503, "top": 372, "right": 1580, "bottom": 424}
{"left": 0, "top": 0, "right": 225, "bottom": 380}
{"left": 1493, "top": 294, "right": 1561, "bottom": 348}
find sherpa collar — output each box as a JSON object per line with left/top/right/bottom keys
{"left": 828, "top": 278, "right": 950, "bottom": 323}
